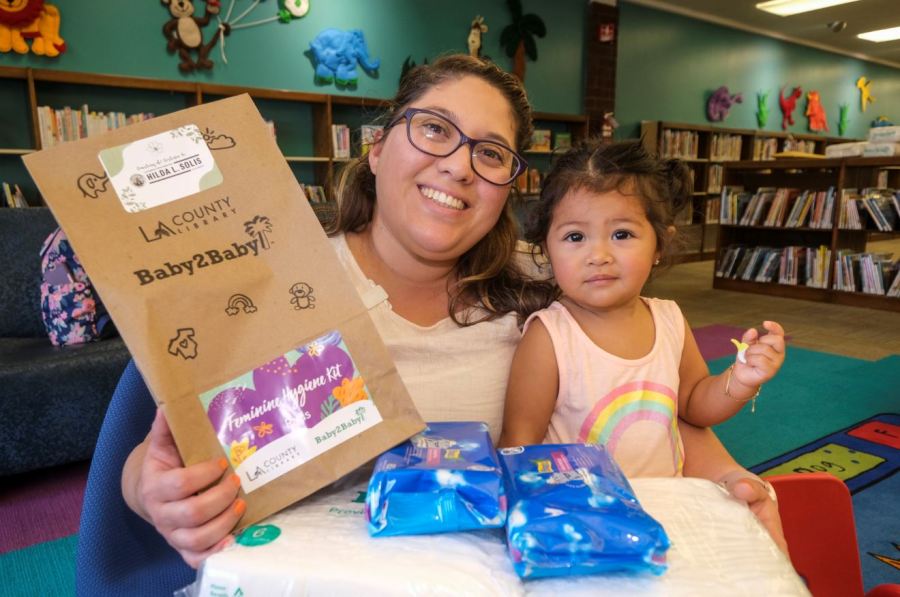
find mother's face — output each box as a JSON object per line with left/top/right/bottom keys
{"left": 367, "top": 75, "right": 518, "bottom": 265}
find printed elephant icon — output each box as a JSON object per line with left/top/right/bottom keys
{"left": 309, "top": 28, "right": 380, "bottom": 87}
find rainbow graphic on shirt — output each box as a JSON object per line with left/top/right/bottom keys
{"left": 576, "top": 380, "right": 683, "bottom": 475}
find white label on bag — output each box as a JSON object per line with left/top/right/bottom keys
{"left": 98, "top": 124, "right": 223, "bottom": 213}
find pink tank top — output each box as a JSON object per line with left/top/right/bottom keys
{"left": 526, "top": 298, "right": 686, "bottom": 478}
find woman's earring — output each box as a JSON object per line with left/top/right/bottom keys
{"left": 654, "top": 259, "right": 660, "bottom": 266}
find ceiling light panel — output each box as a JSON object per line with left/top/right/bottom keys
{"left": 858, "top": 26, "right": 900, "bottom": 42}
{"left": 756, "top": 0, "right": 862, "bottom": 17}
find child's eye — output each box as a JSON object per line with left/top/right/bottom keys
{"left": 612, "top": 230, "right": 634, "bottom": 240}
{"left": 563, "top": 232, "right": 584, "bottom": 242}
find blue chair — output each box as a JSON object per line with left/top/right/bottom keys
{"left": 75, "top": 360, "right": 194, "bottom": 596}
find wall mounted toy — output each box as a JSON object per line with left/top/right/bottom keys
{"left": 212, "top": 0, "right": 309, "bottom": 64}
{"left": 162, "top": 0, "right": 225, "bottom": 72}
{"left": 0, "top": 0, "right": 65, "bottom": 57}
{"left": 706, "top": 86, "right": 742, "bottom": 122}
{"left": 280, "top": 0, "right": 309, "bottom": 19}
{"left": 856, "top": 76, "right": 874, "bottom": 112}
{"left": 309, "top": 29, "right": 380, "bottom": 87}
{"left": 756, "top": 91, "right": 769, "bottom": 128}
{"left": 400, "top": 56, "right": 428, "bottom": 85}
{"left": 468, "top": 15, "right": 487, "bottom": 58}
{"left": 838, "top": 103, "right": 849, "bottom": 136}
{"left": 500, "top": 0, "right": 545, "bottom": 81}
{"left": 805, "top": 91, "right": 828, "bottom": 133}
{"left": 779, "top": 86, "right": 802, "bottom": 130}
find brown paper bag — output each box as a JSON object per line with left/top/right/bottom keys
{"left": 24, "top": 94, "right": 424, "bottom": 528}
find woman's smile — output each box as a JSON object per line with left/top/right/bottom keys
{"left": 419, "top": 185, "right": 466, "bottom": 210}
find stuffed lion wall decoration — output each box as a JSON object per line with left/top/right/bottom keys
{"left": 0, "top": 0, "right": 66, "bottom": 57}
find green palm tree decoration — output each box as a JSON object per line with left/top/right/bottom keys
{"left": 500, "top": 0, "right": 546, "bottom": 81}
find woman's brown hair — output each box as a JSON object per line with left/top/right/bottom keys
{"left": 328, "top": 54, "right": 555, "bottom": 324}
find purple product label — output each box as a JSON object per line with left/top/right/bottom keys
{"left": 199, "top": 330, "right": 383, "bottom": 492}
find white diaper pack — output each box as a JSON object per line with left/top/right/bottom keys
{"left": 193, "top": 475, "right": 809, "bottom": 596}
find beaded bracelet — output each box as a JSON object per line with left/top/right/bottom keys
{"left": 724, "top": 364, "right": 761, "bottom": 413}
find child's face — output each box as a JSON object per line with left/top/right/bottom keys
{"left": 545, "top": 187, "right": 660, "bottom": 312}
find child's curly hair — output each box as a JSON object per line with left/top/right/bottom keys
{"left": 525, "top": 139, "right": 692, "bottom": 270}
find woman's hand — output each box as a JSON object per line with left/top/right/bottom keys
{"left": 719, "top": 471, "right": 790, "bottom": 557}
{"left": 678, "top": 421, "right": 790, "bottom": 557}
{"left": 128, "top": 408, "right": 244, "bottom": 568}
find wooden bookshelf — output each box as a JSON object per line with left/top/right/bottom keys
{"left": 0, "top": 66, "right": 587, "bottom": 223}
{"left": 641, "top": 121, "right": 852, "bottom": 262}
{"left": 713, "top": 157, "right": 900, "bottom": 312}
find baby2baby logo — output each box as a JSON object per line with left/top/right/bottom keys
{"left": 198, "top": 331, "right": 383, "bottom": 492}
{"left": 133, "top": 215, "right": 273, "bottom": 286}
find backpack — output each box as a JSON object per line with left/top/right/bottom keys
{"left": 39, "top": 227, "right": 116, "bottom": 346}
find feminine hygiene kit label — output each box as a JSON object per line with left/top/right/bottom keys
{"left": 98, "top": 124, "right": 223, "bottom": 213}
{"left": 200, "top": 330, "right": 383, "bottom": 492}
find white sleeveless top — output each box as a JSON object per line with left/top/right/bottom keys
{"left": 329, "top": 234, "right": 521, "bottom": 442}
{"left": 526, "top": 299, "right": 686, "bottom": 478}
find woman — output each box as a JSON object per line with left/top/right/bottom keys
{"left": 122, "top": 55, "right": 787, "bottom": 569}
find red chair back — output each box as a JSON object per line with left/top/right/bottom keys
{"left": 767, "top": 472, "right": 864, "bottom": 597}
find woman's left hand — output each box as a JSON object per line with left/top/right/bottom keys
{"left": 725, "top": 476, "right": 790, "bottom": 557}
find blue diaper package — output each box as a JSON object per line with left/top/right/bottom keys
{"left": 498, "top": 443, "right": 670, "bottom": 579}
{"left": 365, "top": 421, "right": 506, "bottom": 537}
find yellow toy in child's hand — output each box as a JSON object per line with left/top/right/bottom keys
{"left": 730, "top": 338, "right": 749, "bottom": 364}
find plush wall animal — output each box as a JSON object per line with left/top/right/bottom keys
{"left": 856, "top": 76, "right": 875, "bottom": 112}
{"left": 756, "top": 91, "right": 769, "bottom": 128}
{"left": 309, "top": 29, "right": 380, "bottom": 86}
{"left": 706, "top": 86, "right": 742, "bottom": 122}
{"left": 0, "top": 0, "right": 65, "bottom": 57}
{"left": 805, "top": 91, "right": 829, "bottom": 133}
{"left": 779, "top": 86, "right": 803, "bottom": 130}
{"left": 838, "top": 104, "right": 849, "bottom": 136}
{"left": 468, "top": 16, "right": 487, "bottom": 58}
{"left": 162, "top": 0, "right": 225, "bottom": 73}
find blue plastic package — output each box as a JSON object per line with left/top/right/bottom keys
{"left": 365, "top": 421, "right": 507, "bottom": 537}
{"left": 498, "top": 443, "right": 670, "bottom": 579}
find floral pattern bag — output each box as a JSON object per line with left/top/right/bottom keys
{"left": 39, "top": 227, "right": 114, "bottom": 346}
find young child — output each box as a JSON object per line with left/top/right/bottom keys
{"left": 499, "top": 140, "right": 785, "bottom": 478}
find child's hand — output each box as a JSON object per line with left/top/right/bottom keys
{"left": 732, "top": 321, "right": 785, "bottom": 391}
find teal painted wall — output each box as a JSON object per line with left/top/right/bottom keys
{"left": 615, "top": 3, "right": 900, "bottom": 140}
{"left": 0, "top": 0, "right": 584, "bottom": 114}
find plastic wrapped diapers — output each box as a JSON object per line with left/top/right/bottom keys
{"left": 499, "top": 443, "right": 670, "bottom": 580}
{"left": 365, "top": 421, "right": 506, "bottom": 536}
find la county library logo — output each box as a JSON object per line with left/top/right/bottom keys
{"left": 137, "top": 196, "right": 237, "bottom": 243}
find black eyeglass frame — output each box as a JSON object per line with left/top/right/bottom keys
{"left": 386, "top": 107, "right": 528, "bottom": 186}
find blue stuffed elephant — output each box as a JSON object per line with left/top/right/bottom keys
{"left": 309, "top": 29, "right": 380, "bottom": 86}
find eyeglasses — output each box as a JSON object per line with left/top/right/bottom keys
{"left": 387, "top": 108, "right": 527, "bottom": 186}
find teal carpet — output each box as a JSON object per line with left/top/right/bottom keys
{"left": 712, "top": 350, "right": 899, "bottom": 468}
{"left": 0, "top": 535, "right": 76, "bottom": 597}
